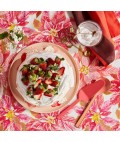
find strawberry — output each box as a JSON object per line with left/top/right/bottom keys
{"left": 27, "top": 85, "right": 34, "bottom": 91}
{"left": 30, "top": 58, "right": 39, "bottom": 65}
{"left": 58, "top": 67, "right": 65, "bottom": 76}
{"left": 35, "top": 88, "right": 44, "bottom": 95}
{"left": 34, "top": 79, "right": 42, "bottom": 88}
{"left": 27, "top": 85, "right": 34, "bottom": 95}
{"left": 22, "top": 69, "right": 28, "bottom": 76}
{"left": 21, "top": 77, "right": 29, "bottom": 86}
{"left": 51, "top": 80, "right": 59, "bottom": 87}
{"left": 47, "top": 58, "right": 54, "bottom": 66}
{"left": 21, "top": 66, "right": 29, "bottom": 76}
{"left": 45, "top": 70, "right": 52, "bottom": 78}
{"left": 52, "top": 73, "right": 60, "bottom": 80}
{"left": 33, "top": 66, "right": 39, "bottom": 74}
{"left": 44, "top": 78, "right": 52, "bottom": 85}
{"left": 55, "top": 56, "right": 61, "bottom": 66}
{"left": 51, "top": 101, "right": 61, "bottom": 107}
{"left": 37, "top": 79, "right": 42, "bottom": 84}
{"left": 39, "top": 62, "right": 47, "bottom": 70}
{"left": 38, "top": 70, "right": 45, "bottom": 77}
{"left": 44, "top": 89, "right": 54, "bottom": 97}
{"left": 34, "top": 94, "right": 42, "bottom": 100}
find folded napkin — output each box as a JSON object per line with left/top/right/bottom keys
{"left": 72, "top": 11, "right": 120, "bottom": 66}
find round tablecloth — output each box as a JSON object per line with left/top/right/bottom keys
{"left": 0, "top": 11, "right": 120, "bottom": 131}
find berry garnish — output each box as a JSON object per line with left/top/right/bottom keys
{"left": 45, "top": 70, "right": 52, "bottom": 78}
{"left": 29, "top": 74, "right": 38, "bottom": 82}
{"left": 52, "top": 73, "right": 60, "bottom": 80}
{"left": 30, "top": 58, "right": 39, "bottom": 65}
{"left": 34, "top": 79, "right": 42, "bottom": 88}
{"left": 51, "top": 80, "right": 59, "bottom": 87}
{"left": 38, "top": 70, "right": 45, "bottom": 77}
{"left": 55, "top": 56, "right": 61, "bottom": 66}
{"left": 27, "top": 85, "right": 34, "bottom": 95}
{"left": 44, "top": 78, "right": 53, "bottom": 85}
{"left": 58, "top": 67, "right": 65, "bottom": 76}
{"left": 39, "top": 61, "right": 47, "bottom": 71}
{"left": 35, "top": 87, "right": 44, "bottom": 95}
{"left": 34, "top": 94, "right": 42, "bottom": 100}
{"left": 21, "top": 77, "right": 29, "bottom": 86}
{"left": 21, "top": 65, "right": 29, "bottom": 76}
{"left": 33, "top": 66, "right": 39, "bottom": 74}
{"left": 44, "top": 89, "right": 54, "bottom": 97}
{"left": 47, "top": 58, "right": 55, "bottom": 66}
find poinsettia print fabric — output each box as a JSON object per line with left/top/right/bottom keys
{"left": 0, "top": 11, "right": 120, "bottom": 131}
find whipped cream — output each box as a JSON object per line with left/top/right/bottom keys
{"left": 16, "top": 46, "right": 74, "bottom": 106}
{"left": 76, "top": 21, "right": 102, "bottom": 47}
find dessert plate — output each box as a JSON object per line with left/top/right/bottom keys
{"left": 8, "top": 42, "right": 80, "bottom": 113}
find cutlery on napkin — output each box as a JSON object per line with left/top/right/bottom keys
{"left": 57, "top": 78, "right": 109, "bottom": 119}
{"left": 72, "top": 11, "right": 120, "bottom": 66}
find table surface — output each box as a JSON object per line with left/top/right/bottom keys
{"left": 0, "top": 11, "right": 120, "bottom": 131}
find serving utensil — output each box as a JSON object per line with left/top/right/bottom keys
{"left": 57, "top": 78, "right": 109, "bottom": 119}
{"left": 75, "top": 78, "right": 110, "bottom": 128}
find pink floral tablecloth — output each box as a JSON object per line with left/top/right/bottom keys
{"left": 0, "top": 11, "right": 120, "bottom": 131}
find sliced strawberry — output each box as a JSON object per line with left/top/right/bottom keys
{"left": 37, "top": 79, "right": 42, "bottom": 84}
{"left": 45, "top": 70, "right": 52, "bottom": 78}
{"left": 34, "top": 70, "right": 38, "bottom": 74}
{"left": 44, "top": 93, "right": 53, "bottom": 97}
{"left": 27, "top": 85, "right": 34, "bottom": 92}
{"left": 58, "top": 67, "right": 65, "bottom": 76}
{"left": 55, "top": 56, "right": 61, "bottom": 66}
{"left": 21, "top": 66, "right": 29, "bottom": 76}
{"left": 22, "top": 69, "right": 28, "bottom": 76}
{"left": 51, "top": 101, "right": 61, "bottom": 107}
{"left": 21, "top": 77, "right": 29, "bottom": 86}
{"left": 51, "top": 80, "right": 59, "bottom": 87}
{"left": 27, "top": 85, "right": 34, "bottom": 94}
{"left": 47, "top": 58, "right": 54, "bottom": 66}
{"left": 34, "top": 66, "right": 39, "bottom": 74}
{"left": 52, "top": 73, "right": 59, "bottom": 80}
{"left": 44, "top": 78, "right": 53, "bottom": 85}
{"left": 34, "top": 94, "right": 42, "bottom": 100}
{"left": 44, "top": 89, "right": 54, "bottom": 97}
{"left": 30, "top": 58, "right": 39, "bottom": 65}
{"left": 38, "top": 70, "right": 45, "bottom": 77}
{"left": 34, "top": 79, "right": 42, "bottom": 88}
{"left": 39, "top": 62, "right": 47, "bottom": 71}
{"left": 35, "top": 88, "right": 44, "bottom": 95}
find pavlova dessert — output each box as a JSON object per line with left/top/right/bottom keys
{"left": 16, "top": 46, "right": 74, "bottom": 106}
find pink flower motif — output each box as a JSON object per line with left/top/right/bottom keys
{"left": 76, "top": 55, "right": 101, "bottom": 84}
{"left": 0, "top": 51, "right": 15, "bottom": 86}
{"left": 75, "top": 94, "right": 117, "bottom": 131}
{"left": 26, "top": 31, "right": 46, "bottom": 45}
{"left": 112, "top": 122, "right": 120, "bottom": 130}
{"left": 0, "top": 90, "right": 31, "bottom": 130}
{"left": 109, "top": 69, "right": 120, "bottom": 106}
{"left": 27, "top": 111, "right": 76, "bottom": 131}
{"left": 0, "top": 11, "right": 37, "bottom": 28}
{"left": 110, "top": 93, "right": 120, "bottom": 106}
{"left": 0, "top": 51, "right": 10, "bottom": 73}
{"left": 110, "top": 69, "right": 120, "bottom": 92}
{"left": 35, "top": 11, "right": 73, "bottom": 43}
